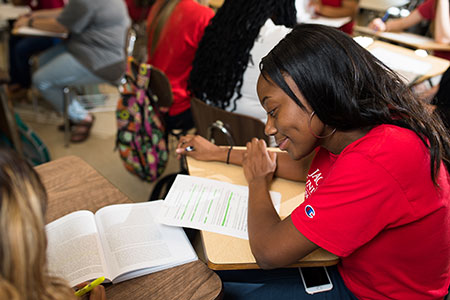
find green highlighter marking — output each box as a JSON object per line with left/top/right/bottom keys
{"left": 221, "top": 192, "right": 233, "bottom": 226}
{"left": 204, "top": 189, "right": 217, "bottom": 223}
{"left": 181, "top": 184, "right": 197, "bottom": 220}
{"left": 191, "top": 187, "right": 204, "bottom": 222}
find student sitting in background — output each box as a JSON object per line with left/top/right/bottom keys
{"left": 304, "top": 0, "right": 358, "bottom": 34}
{"left": 0, "top": 148, "right": 106, "bottom": 299}
{"left": 17, "top": 0, "right": 130, "bottom": 143}
{"left": 8, "top": 0, "right": 65, "bottom": 100}
{"left": 146, "top": 0, "right": 214, "bottom": 132}
{"left": 188, "top": 0, "right": 296, "bottom": 131}
{"left": 177, "top": 24, "right": 450, "bottom": 299}
{"left": 369, "top": 0, "right": 450, "bottom": 60}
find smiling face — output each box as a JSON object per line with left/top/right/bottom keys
{"left": 257, "top": 73, "right": 326, "bottom": 160}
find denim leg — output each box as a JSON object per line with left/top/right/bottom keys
{"left": 33, "top": 45, "right": 106, "bottom": 122}
{"left": 217, "top": 266, "right": 359, "bottom": 300}
{"left": 9, "top": 36, "right": 58, "bottom": 87}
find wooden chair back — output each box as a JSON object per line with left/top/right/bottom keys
{"left": 190, "top": 97, "right": 269, "bottom": 146}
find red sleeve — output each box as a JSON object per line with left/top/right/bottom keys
{"left": 417, "top": 0, "right": 436, "bottom": 20}
{"left": 291, "top": 152, "right": 412, "bottom": 257}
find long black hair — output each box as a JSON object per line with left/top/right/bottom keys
{"left": 261, "top": 24, "right": 450, "bottom": 184}
{"left": 188, "top": 0, "right": 296, "bottom": 110}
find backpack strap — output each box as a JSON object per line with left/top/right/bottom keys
{"left": 148, "top": 0, "right": 181, "bottom": 58}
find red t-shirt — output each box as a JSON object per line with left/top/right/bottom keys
{"left": 125, "top": 0, "right": 149, "bottom": 22}
{"left": 27, "top": 0, "right": 65, "bottom": 10}
{"left": 321, "top": 0, "right": 354, "bottom": 35}
{"left": 291, "top": 125, "right": 450, "bottom": 299}
{"left": 146, "top": 0, "right": 214, "bottom": 116}
{"left": 417, "top": 0, "right": 450, "bottom": 60}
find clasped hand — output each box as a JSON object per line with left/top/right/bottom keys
{"left": 243, "top": 138, "right": 277, "bottom": 187}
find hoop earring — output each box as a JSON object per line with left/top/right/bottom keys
{"left": 308, "top": 111, "right": 336, "bottom": 139}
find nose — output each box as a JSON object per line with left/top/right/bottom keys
{"left": 264, "top": 117, "right": 277, "bottom": 136}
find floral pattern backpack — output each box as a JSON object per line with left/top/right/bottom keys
{"left": 116, "top": 57, "right": 168, "bottom": 182}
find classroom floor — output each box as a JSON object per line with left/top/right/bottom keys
{"left": 12, "top": 89, "right": 182, "bottom": 203}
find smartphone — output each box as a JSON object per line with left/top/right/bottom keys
{"left": 299, "top": 266, "right": 333, "bottom": 294}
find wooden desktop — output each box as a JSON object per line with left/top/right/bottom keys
{"left": 36, "top": 156, "right": 223, "bottom": 300}
{"left": 186, "top": 156, "right": 340, "bottom": 271}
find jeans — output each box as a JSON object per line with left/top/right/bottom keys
{"left": 33, "top": 44, "right": 105, "bottom": 122}
{"left": 9, "top": 35, "right": 60, "bottom": 88}
{"left": 216, "top": 266, "right": 359, "bottom": 300}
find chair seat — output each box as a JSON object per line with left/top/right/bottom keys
{"left": 0, "top": 69, "right": 10, "bottom": 85}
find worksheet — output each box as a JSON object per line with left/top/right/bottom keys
{"left": 157, "top": 175, "right": 281, "bottom": 240}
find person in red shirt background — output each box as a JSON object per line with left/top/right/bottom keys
{"left": 308, "top": 0, "right": 358, "bottom": 34}
{"left": 176, "top": 24, "right": 450, "bottom": 299}
{"left": 369, "top": 0, "right": 450, "bottom": 61}
{"left": 147, "top": 0, "right": 214, "bottom": 130}
{"left": 8, "top": 0, "right": 65, "bottom": 99}
{"left": 146, "top": 0, "right": 214, "bottom": 132}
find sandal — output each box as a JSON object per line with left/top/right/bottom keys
{"left": 57, "top": 119, "right": 76, "bottom": 132}
{"left": 70, "top": 115, "right": 96, "bottom": 143}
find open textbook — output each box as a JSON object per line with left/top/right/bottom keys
{"left": 157, "top": 175, "right": 282, "bottom": 240}
{"left": 45, "top": 200, "right": 197, "bottom": 287}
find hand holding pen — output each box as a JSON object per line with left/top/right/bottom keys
{"left": 75, "top": 276, "right": 106, "bottom": 299}
{"left": 368, "top": 11, "right": 389, "bottom": 32}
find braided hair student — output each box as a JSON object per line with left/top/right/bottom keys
{"left": 188, "top": 0, "right": 296, "bottom": 127}
{"left": 177, "top": 24, "right": 450, "bottom": 299}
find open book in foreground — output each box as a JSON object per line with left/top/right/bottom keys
{"left": 45, "top": 200, "right": 197, "bottom": 287}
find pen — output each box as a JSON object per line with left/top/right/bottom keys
{"left": 185, "top": 146, "right": 195, "bottom": 152}
{"left": 381, "top": 11, "right": 389, "bottom": 22}
{"left": 75, "top": 276, "right": 105, "bottom": 297}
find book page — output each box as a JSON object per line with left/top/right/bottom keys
{"left": 369, "top": 47, "right": 432, "bottom": 84}
{"left": 94, "top": 201, "right": 197, "bottom": 283}
{"left": 46, "top": 211, "right": 109, "bottom": 287}
{"left": 157, "top": 175, "right": 282, "bottom": 240}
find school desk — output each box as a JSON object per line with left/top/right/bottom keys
{"left": 364, "top": 39, "right": 450, "bottom": 85}
{"left": 354, "top": 25, "right": 450, "bottom": 52}
{"left": 186, "top": 155, "right": 340, "bottom": 271}
{"left": 36, "top": 156, "right": 223, "bottom": 300}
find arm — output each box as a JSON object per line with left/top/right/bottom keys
{"left": 369, "top": 9, "right": 424, "bottom": 32}
{"left": 311, "top": 0, "right": 358, "bottom": 18}
{"left": 244, "top": 139, "right": 318, "bottom": 269}
{"left": 176, "top": 135, "right": 313, "bottom": 181}
{"left": 14, "top": 8, "right": 67, "bottom": 33}
{"left": 434, "top": 0, "right": 450, "bottom": 44}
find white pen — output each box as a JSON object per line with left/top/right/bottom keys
{"left": 185, "top": 146, "right": 195, "bottom": 152}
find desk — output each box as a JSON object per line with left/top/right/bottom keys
{"left": 354, "top": 26, "right": 450, "bottom": 52}
{"left": 364, "top": 40, "right": 450, "bottom": 84}
{"left": 36, "top": 156, "right": 223, "bottom": 300}
{"left": 359, "top": 0, "right": 409, "bottom": 12}
{"left": 186, "top": 156, "right": 339, "bottom": 270}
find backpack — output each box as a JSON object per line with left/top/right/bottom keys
{"left": 116, "top": 57, "right": 168, "bottom": 182}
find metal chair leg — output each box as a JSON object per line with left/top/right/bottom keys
{"left": 63, "top": 86, "right": 71, "bottom": 147}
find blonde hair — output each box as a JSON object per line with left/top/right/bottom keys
{"left": 0, "top": 149, "right": 75, "bottom": 300}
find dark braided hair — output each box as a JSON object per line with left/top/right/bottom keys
{"left": 188, "top": 0, "right": 296, "bottom": 110}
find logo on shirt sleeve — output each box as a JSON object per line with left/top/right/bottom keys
{"left": 305, "top": 205, "right": 315, "bottom": 218}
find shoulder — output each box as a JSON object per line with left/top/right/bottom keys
{"left": 417, "top": 0, "right": 435, "bottom": 19}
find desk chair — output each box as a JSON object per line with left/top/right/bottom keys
{"left": 60, "top": 28, "right": 137, "bottom": 147}
{"left": 190, "top": 96, "right": 269, "bottom": 146}
{"left": 147, "top": 68, "right": 195, "bottom": 200}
